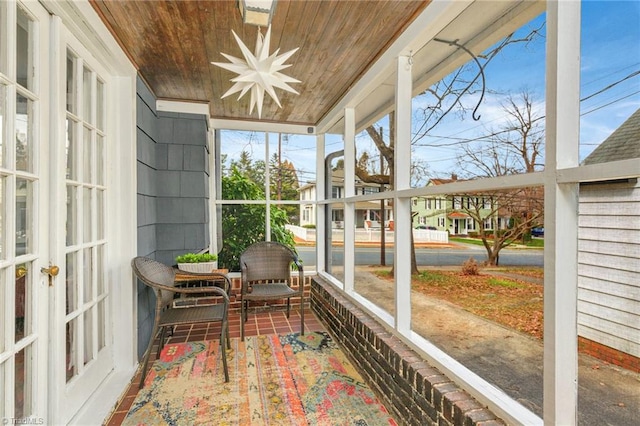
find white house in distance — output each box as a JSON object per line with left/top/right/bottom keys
{"left": 298, "top": 169, "right": 393, "bottom": 229}
{"left": 578, "top": 108, "right": 640, "bottom": 370}
{"left": 412, "top": 175, "right": 512, "bottom": 236}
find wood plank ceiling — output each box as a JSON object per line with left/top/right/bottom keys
{"left": 90, "top": 0, "right": 429, "bottom": 126}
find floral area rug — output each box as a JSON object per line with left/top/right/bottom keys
{"left": 123, "top": 331, "right": 397, "bottom": 426}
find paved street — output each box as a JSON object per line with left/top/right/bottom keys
{"left": 296, "top": 242, "right": 543, "bottom": 268}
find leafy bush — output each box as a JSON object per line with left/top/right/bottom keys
{"left": 461, "top": 257, "right": 479, "bottom": 275}
{"left": 219, "top": 167, "right": 296, "bottom": 271}
{"left": 175, "top": 252, "right": 217, "bottom": 264}
{"left": 302, "top": 224, "right": 316, "bottom": 229}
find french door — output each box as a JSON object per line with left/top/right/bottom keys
{"left": 1, "top": 1, "right": 114, "bottom": 423}
{"left": 1, "top": 1, "right": 51, "bottom": 421}
{"left": 51, "top": 21, "right": 114, "bottom": 425}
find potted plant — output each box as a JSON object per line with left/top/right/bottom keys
{"left": 175, "top": 252, "right": 218, "bottom": 273}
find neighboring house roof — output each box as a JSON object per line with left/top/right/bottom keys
{"left": 448, "top": 212, "right": 469, "bottom": 219}
{"left": 428, "top": 174, "right": 461, "bottom": 186}
{"left": 298, "top": 182, "right": 316, "bottom": 192}
{"left": 300, "top": 168, "right": 385, "bottom": 192}
{"left": 583, "top": 108, "right": 640, "bottom": 165}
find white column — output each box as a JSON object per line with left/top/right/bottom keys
{"left": 394, "top": 55, "right": 413, "bottom": 334}
{"left": 344, "top": 107, "right": 356, "bottom": 293}
{"left": 209, "top": 126, "right": 218, "bottom": 255}
{"left": 265, "top": 132, "right": 271, "bottom": 240}
{"left": 544, "top": 1, "right": 581, "bottom": 424}
{"left": 316, "top": 133, "right": 326, "bottom": 272}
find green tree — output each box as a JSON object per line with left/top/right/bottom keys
{"left": 230, "top": 150, "right": 265, "bottom": 188}
{"left": 218, "top": 167, "right": 295, "bottom": 271}
{"left": 454, "top": 92, "right": 544, "bottom": 265}
{"left": 270, "top": 153, "right": 300, "bottom": 223}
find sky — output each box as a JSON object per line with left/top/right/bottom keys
{"left": 221, "top": 1, "right": 640, "bottom": 187}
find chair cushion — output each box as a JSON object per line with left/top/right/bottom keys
{"left": 159, "top": 304, "right": 226, "bottom": 327}
{"left": 244, "top": 282, "right": 297, "bottom": 300}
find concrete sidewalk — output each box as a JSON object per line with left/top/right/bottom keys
{"left": 353, "top": 268, "right": 639, "bottom": 425}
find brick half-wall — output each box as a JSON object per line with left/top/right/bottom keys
{"left": 310, "top": 276, "right": 505, "bottom": 426}
{"left": 178, "top": 274, "right": 312, "bottom": 317}
{"left": 579, "top": 336, "right": 640, "bottom": 373}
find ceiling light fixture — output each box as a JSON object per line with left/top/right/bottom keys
{"left": 212, "top": 25, "right": 300, "bottom": 119}
{"left": 238, "top": 0, "right": 277, "bottom": 27}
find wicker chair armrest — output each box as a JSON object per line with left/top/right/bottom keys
{"left": 155, "top": 282, "right": 230, "bottom": 303}
{"left": 174, "top": 271, "right": 231, "bottom": 294}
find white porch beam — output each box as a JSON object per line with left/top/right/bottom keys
{"left": 209, "top": 118, "right": 313, "bottom": 136}
{"left": 544, "top": 1, "right": 581, "bottom": 424}
{"left": 344, "top": 108, "right": 356, "bottom": 293}
{"left": 557, "top": 158, "right": 640, "bottom": 184}
{"left": 157, "top": 100, "right": 209, "bottom": 116}
{"left": 394, "top": 55, "right": 413, "bottom": 335}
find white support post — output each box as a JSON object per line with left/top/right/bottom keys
{"left": 394, "top": 54, "right": 413, "bottom": 335}
{"left": 544, "top": 1, "right": 581, "bottom": 424}
{"left": 208, "top": 126, "right": 217, "bottom": 255}
{"left": 264, "top": 132, "right": 271, "bottom": 240}
{"left": 316, "top": 133, "right": 326, "bottom": 272}
{"left": 344, "top": 107, "right": 356, "bottom": 293}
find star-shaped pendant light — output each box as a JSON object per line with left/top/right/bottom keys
{"left": 212, "top": 26, "right": 300, "bottom": 119}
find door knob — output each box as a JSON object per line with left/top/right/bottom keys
{"left": 41, "top": 264, "right": 60, "bottom": 286}
{"left": 16, "top": 265, "right": 28, "bottom": 279}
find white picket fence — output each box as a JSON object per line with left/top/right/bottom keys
{"left": 285, "top": 225, "right": 448, "bottom": 243}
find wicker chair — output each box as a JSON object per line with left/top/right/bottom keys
{"left": 132, "top": 257, "right": 231, "bottom": 386}
{"left": 239, "top": 241, "right": 304, "bottom": 340}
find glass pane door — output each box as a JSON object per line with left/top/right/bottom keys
{"left": 0, "top": 1, "right": 50, "bottom": 421}
{"left": 55, "top": 38, "right": 112, "bottom": 423}
{"left": 64, "top": 52, "right": 109, "bottom": 382}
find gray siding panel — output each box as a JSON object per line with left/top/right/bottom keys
{"left": 156, "top": 170, "right": 181, "bottom": 197}
{"left": 180, "top": 171, "right": 206, "bottom": 197}
{"left": 184, "top": 145, "right": 206, "bottom": 171}
{"left": 579, "top": 251, "right": 640, "bottom": 273}
{"left": 134, "top": 75, "right": 210, "bottom": 359}
{"left": 156, "top": 224, "right": 186, "bottom": 250}
{"left": 578, "top": 184, "right": 640, "bottom": 361}
{"left": 167, "top": 144, "right": 184, "bottom": 170}
{"left": 156, "top": 198, "right": 183, "bottom": 223}
{"left": 578, "top": 239, "right": 640, "bottom": 259}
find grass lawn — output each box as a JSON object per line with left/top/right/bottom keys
{"left": 375, "top": 267, "right": 544, "bottom": 339}
{"left": 450, "top": 236, "right": 544, "bottom": 248}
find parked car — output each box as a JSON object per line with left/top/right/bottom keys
{"left": 415, "top": 225, "right": 437, "bottom": 230}
{"left": 531, "top": 227, "right": 544, "bottom": 237}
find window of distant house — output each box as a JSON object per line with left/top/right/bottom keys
{"left": 438, "top": 217, "right": 445, "bottom": 227}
